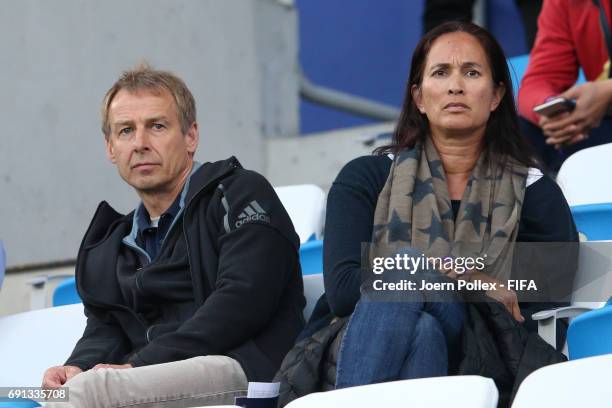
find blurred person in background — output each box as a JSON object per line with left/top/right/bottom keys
{"left": 423, "top": 0, "right": 542, "bottom": 50}
{"left": 519, "top": 0, "right": 612, "bottom": 171}
{"left": 43, "top": 65, "right": 305, "bottom": 408}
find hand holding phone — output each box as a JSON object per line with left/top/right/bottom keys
{"left": 533, "top": 97, "right": 576, "bottom": 117}
{"left": 536, "top": 81, "right": 612, "bottom": 147}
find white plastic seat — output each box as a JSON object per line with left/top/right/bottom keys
{"left": 512, "top": 354, "right": 612, "bottom": 407}
{"left": 285, "top": 375, "right": 498, "bottom": 408}
{"left": 274, "top": 185, "right": 326, "bottom": 244}
{"left": 557, "top": 142, "right": 612, "bottom": 206}
{"left": 0, "top": 303, "right": 86, "bottom": 387}
{"left": 302, "top": 273, "right": 324, "bottom": 321}
{"left": 532, "top": 240, "right": 612, "bottom": 351}
{"left": 556, "top": 143, "right": 612, "bottom": 241}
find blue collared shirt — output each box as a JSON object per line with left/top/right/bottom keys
{"left": 135, "top": 194, "right": 181, "bottom": 260}
{"left": 122, "top": 162, "right": 202, "bottom": 263}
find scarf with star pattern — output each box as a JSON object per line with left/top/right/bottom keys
{"left": 371, "top": 137, "right": 528, "bottom": 279}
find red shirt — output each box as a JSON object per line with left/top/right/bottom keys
{"left": 518, "top": 0, "right": 612, "bottom": 124}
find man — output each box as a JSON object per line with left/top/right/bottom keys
{"left": 42, "top": 65, "right": 305, "bottom": 407}
{"left": 518, "top": 0, "right": 612, "bottom": 171}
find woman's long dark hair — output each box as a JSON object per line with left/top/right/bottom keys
{"left": 376, "top": 21, "right": 538, "bottom": 169}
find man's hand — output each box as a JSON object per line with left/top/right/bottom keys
{"left": 539, "top": 81, "right": 612, "bottom": 147}
{"left": 92, "top": 363, "right": 132, "bottom": 370}
{"left": 42, "top": 365, "right": 83, "bottom": 388}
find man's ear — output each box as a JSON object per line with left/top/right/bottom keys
{"left": 490, "top": 82, "right": 506, "bottom": 112}
{"left": 411, "top": 84, "right": 424, "bottom": 113}
{"left": 185, "top": 122, "right": 199, "bottom": 156}
{"left": 105, "top": 136, "right": 117, "bottom": 164}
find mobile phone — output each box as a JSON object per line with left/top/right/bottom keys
{"left": 533, "top": 97, "right": 576, "bottom": 117}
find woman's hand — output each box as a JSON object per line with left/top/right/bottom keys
{"left": 449, "top": 269, "right": 525, "bottom": 323}
{"left": 484, "top": 284, "right": 524, "bottom": 323}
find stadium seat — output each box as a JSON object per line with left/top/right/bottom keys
{"left": 557, "top": 143, "right": 612, "bottom": 207}
{"left": 506, "top": 54, "right": 586, "bottom": 102}
{"left": 0, "top": 249, "right": 49, "bottom": 407}
{"left": 274, "top": 184, "right": 326, "bottom": 244}
{"left": 0, "top": 278, "right": 323, "bottom": 393}
{"left": 507, "top": 54, "right": 530, "bottom": 99}
{"left": 0, "top": 400, "right": 40, "bottom": 407}
{"left": 299, "top": 240, "right": 323, "bottom": 276}
{"left": 532, "top": 240, "right": 612, "bottom": 354}
{"left": 512, "top": 354, "right": 612, "bottom": 407}
{"left": 567, "top": 298, "right": 612, "bottom": 360}
{"left": 276, "top": 184, "right": 325, "bottom": 281}
{"left": 0, "top": 304, "right": 86, "bottom": 388}
{"left": 556, "top": 142, "right": 612, "bottom": 240}
{"left": 285, "top": 375, "right": 498, "bottom": 408}
{"left": 570, "top": 203, "right": 612, "bottom": 241}
{"left": 27, "top": 273, "right": 75, "bottom": 310}
{"left": 302, "top": 273, "right": 324, "bottom": 321}
{"left": 52, "top": 276, "right": 80, "bottom": 306}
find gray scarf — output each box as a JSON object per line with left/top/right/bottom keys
{"left": 371, "top": 137, "right": 528, "bottom": 279}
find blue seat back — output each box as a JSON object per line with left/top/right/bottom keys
{"left": 507, "top": 54, "right": 530, "bottom": 99}
{"left": 506, "top": 54, "right": 586, "bottom": 101}
{"left": 571, "top": 203, "right": 612, "bottom": 241}
{"left": 52, "top": 277, "right": 81, "bottom": 307}
{"left": 299, "top": 240, "right": 323, "bottom": 276}
{"left": 568, "top": 300, "right": 612, "bottom": 359}
{"left": 0, "top": 399, "right": 40, "bottom": 407}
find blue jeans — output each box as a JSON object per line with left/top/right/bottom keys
{"left": 336, "top": 271, "right": 465, "bottom": 388}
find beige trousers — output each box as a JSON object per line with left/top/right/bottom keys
{"left": 46, "top": 356, "right": 247, "bottom": 408}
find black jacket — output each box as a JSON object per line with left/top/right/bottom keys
{"left": 275, "top": 299, "right": 566, "bottom": 408}
{"left": 65, "top": 157, "right": 306, "bottom": 381}
{"left": 274, "top": 155, "right": 575, "bottom": 406}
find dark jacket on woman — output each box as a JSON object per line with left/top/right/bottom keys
{"left": 275, "top": 155, "right": 577, "bottom": 407}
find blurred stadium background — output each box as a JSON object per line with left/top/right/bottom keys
{"left": 0, "top": 0, "right": 530, "bottom": 315}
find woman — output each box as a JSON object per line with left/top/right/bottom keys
{"left": 319, "top": 21, "right": 578, "bottom": 390}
